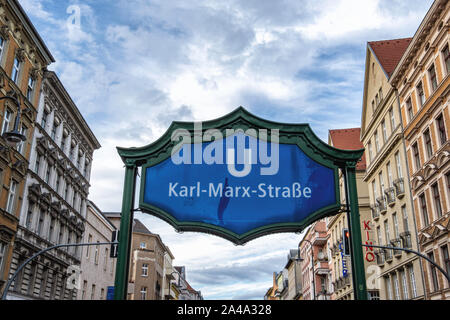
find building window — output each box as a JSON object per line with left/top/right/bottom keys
{"left": 45, "top": 165, "right": 51, "bottom": 184}
{"left": 412, "top": 142, "right": 420, "bottom": 171}
{"left": 381, "top": 120, "right": 387, "bottom": 142}
{"left": 55, "top": 174, "right": 60, "bottom": 193}
{"left": 441, "top": 245, "right": 450, "bottom": 282}
{"left": 371, "top": 100, "right": 375, "bottom": 112}
{"left": 35, "top": 154, "right": 42, "bottom": 175}
{"left": 436, "top": 114, "right": 447, "bottom": 146}
{"left": 0, "top": 241, "right": 6, "bottom": 273}
{"left": 384, "top": 220, "right": 390, "bottom": 244}
{"left": 25, "top": 205, "right": 34, "bottom": 229}
{"left": 0, "top": 37, "right": 5, "bottom": 61}
{"left": 393, "top": 213, "right": 399, "bottom": 239}
{"left": 387, "top": 162, "right": 393, "bottom": 187}
{"left": 36, "top": 210, "right": 45, "bottom": 236}
{"left": 81, "top": 281, "right": 87, "bottom": 300}
{"left": 50, "top": 123, "right": 57, "bottom": 140}
{"left": 6, "top": 180, "right": 17, "bottom": 214}
{"left": 104, "top": 248, "right": 108, "bottom": 271}
{"left": 48, "top": 217, "right": 55, "bottom": 242}
{"left": 41, "top": 110, "right": 48, "bottom": 129}
{"left": 86, "top": 234, "right": 92, "bottom": 258}
{"left": 406, "top": 98, "right": 413, "bottom": 122}
{"left": 374, "top": 130, "right": 380, "bottom": 152}
{"left": 389, "top": 107, "right": 395, "bottom": 131}
{"left": 402, "top": 205, "right": 409, "bottom": 232}
{"left": 423, "top": 129, "right": 433, "bottom": 160}
{"left": 395, "top": 152, "right": 403, "bottom": 179}
{"left": 428, "top": 64, "right": 438, "bottom": 92}
{"left": 408, "top": 265, "right": 417, "bottom": 298}
{"left": 1, "top": 108, "right": 12, "bottom": 135}
{"left": 379, "top": 171, "right": 385, "bottom": 195}
{"left": 94, "top": 241, "right": 99, "bottom": 265}
{"left": 416, "top": 81, "right": 425, "bottom": 107}
{"left": 393, "top": 273, "right": 400, "bottom": 300}
{"left": 431, "top": 183, "right": 442, "bottom": 219}
{"left": 16, "top": 124, "right": 27, "bottom": 154}
{"left": 379, "top": 87, "right": 383, "bottom": 101}
{"left": 140, "top": 287, "right": 147, "bottom": 300}
{"left": 11, "top": 56, "right": 21, "bottom": 84}
{"left": 26, "top": 76, "right": 35, "bottom": 102}
{"left": 419, "top": 193, "right": 429, "bottom": 227}
{"left": 427, "top": 251, "right": 439, "bottom": 292}
{"left": 385, "top": 277, "right": 393, "bottom": 300}
{"left": 100, "top": 288, "right": 105, "bottom": 300}
{"left": 61, "top": 132, "right": 67, "bottom": 151}
{"left": 91, "top": 284, "right": 96, "bottom": 300}
{"left": 368, "top": 141, "right": 373, "bottom": 162}
{"left": 142, "top": 263, "right": 148, "bottom": 277}
{"left": 442, "top": 44, "right": 450, "bottom": 74}
{"left": 400, "top": 270, "right": 409, "bottom": 300}
{"left": 140, "top": 242, "right": 146, "bottom": 249}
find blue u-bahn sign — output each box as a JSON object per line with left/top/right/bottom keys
{"left": 117, "top": 107, "right": 363, "bottom": 245}
{"left": 115, "top": 106, "right": 368, "bottom": 300}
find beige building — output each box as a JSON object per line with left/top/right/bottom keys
{"left": 77, "top": 201, "right": 116, "bottom": 300}
{"left": 299, "top": 220, "right": 331, "bottom": 300}
{"left": 0, "top": 0, "right": 54, "bottom": 295}
{"left": 389, "top": 0, "right": 450, "bottom": 300}
{"left": 128, "top": 219, "right": 166, "bottom": 300}
{"left": 284, "top": 249, "right": 302, "bottom": 300}
{"left": 361, "top": 37, "right": 425, "bottom": 300}
{"left": 327, "top": 128, "right": 380, "bottom": 300}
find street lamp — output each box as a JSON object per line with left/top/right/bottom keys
{"left": 0, "top": 96, "right": 26, "bottom": 148}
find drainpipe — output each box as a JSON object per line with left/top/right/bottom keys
{"left": 394, "top": 87, "right": 427, "bottom": 300}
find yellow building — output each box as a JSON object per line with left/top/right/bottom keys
{"left": 389, "top": 0, "right": 450, "bottom": 300}
{"left": 327, "top": 128, "right": 380, "bottom": 300}
{"left": 0, "top": 0, "right": 54, "bottom": 295}
{"left": 361, "top": 37, "right": 425, "bottom": 299}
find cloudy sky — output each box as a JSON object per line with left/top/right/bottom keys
{"left": 20, "top": 0, "right": 434, "bottom": 299}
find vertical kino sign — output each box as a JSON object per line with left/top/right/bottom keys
{"left": 114, "top": 107, "right": 368, "bottom": 299}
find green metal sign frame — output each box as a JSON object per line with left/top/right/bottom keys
{"left": 113, "top": 107, "right": 367, "bottom": 300}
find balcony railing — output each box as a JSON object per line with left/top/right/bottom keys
{"left": 400, "top": 231, "right": 412, "bottom": 249}
{"left": 394, "top": 178, "right": 405, "bottom": 199}
{"left": 384, "top": 247, "right": 393, "bottom": 262}
{"left": 390, "top": 239, "right": 402, "bottom": 257}
{"left": 376, "top": 250, "right": 385, "bottom": 265}
{"left": 371, "top": 204, "right": 380, "bottom": 220}
{"left": 376, "top": 196, "right": 387, "bottom": 214}
{"left": 385, "top": 187, "right": 396, "bottom": 207}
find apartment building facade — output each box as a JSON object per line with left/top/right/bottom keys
{"left": 327, "top": 128, "right": 380, "bottom": 300}
{"left": 0, "top": 0, "right": 54, "bottom": 295}
{"left": 299, "top": 220, "right": 331, "bottom": 300}
{"left": 361, "top": 37, "right": 425, "bottom": 300}
{"left": 389, "top": 0, "right": 450, "bottom": 300}
{"left": 77, "top": 201, "right": 116, "bottom": 300}
{"left": 6, "top": 71, "right": 100, "bottom": 300}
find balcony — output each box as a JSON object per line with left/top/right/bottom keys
{"left": 390, "top": 239, "right": 402, "bottom": 257}
{"left": 376, "top": 196, "right": 387, "bottom": 214}
{"left": 385, "top": 187, "right": 396, "bottom": 207}
{"left": 376, "top": 250, "right": 385, "bottom": 266}
{"left": 371, "top": 204, "right": 380, "bottom": 220}
{"left": 384, "top": 247, "right": 393, "bottom": 262}
{"left": 400, "top": 231, "right": 412, "bottom": 249}
{"left": 394, "top": 178, "right": 405, "bottom": 199}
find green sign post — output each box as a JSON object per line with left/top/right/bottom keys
{"left": 113, "top": 107, "right": 367, "bottom": 300}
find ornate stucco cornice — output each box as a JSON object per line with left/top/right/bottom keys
{"left": 390, "top": 0, "right": 449, "bottom": 88}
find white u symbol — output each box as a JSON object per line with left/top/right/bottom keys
{"left": 227, "top": 148, "right": 252, "bottom": 177}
